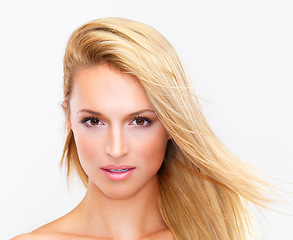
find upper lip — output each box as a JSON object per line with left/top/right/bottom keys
{"left": 101, "top": 165, "right": 135, "bottom": 170}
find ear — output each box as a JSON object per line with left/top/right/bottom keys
{"left": 62, "top": 101, "right": 72, "bottom": 128}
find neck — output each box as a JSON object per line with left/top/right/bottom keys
{"left": 74, "top": 176, "right": 167, "bottom": 239}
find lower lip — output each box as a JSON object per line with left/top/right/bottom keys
{"left": 101, "top": 168, "right": 135, "bottom": 181}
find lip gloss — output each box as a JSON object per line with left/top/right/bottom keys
{"left": 101, "top": 165, "right": 135, "bottom": 181}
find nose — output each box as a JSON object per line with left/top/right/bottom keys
{"left": 104, "top": 125, "right": 128, "bottom": 159}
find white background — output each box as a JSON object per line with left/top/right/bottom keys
{"left": 0, "top": 0, "right": 292, "bottom": 239}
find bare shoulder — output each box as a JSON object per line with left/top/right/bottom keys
{"left": 10, "top": 232, "right": 61, "bottom": 240}
{"left": 10, "top": 232, "right": 55, "bottom": 240}
{"left": 10, "top": 216, "right": 76, "bottom": 240}
{"left": 10, "top": 220, "right": 105, "bottom": 240}
{"left": 10, "top": 233, "right": 34, "bottom": 240}
{"left": 10, "top": 231, "right": 100, "bottom": 240}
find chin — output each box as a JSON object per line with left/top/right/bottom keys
{"left": 101, "top": 185, "right": 143, "bottom": 200}
{"left": 87, "top": 179, "right": 139, "bottom": 199}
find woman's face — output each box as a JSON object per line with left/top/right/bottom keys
{"left": 68, "top": 64, "right": 169, "bottom": 199}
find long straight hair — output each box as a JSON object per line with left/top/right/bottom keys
{"left": 61, "top": 17, "right": 271, "bottom": 239}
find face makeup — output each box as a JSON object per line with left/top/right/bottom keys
{"left": 68, "top": 64, "right": 170, "bottom": 199}
{"left": 101, "top": 165, "right": 136, "bottom": 181}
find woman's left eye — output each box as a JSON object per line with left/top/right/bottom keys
{"left": 130, "top": 117, "right": 152, "bottom": 127}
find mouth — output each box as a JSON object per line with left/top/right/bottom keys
{"left": 101, "top": 165, "right": 136, "bottom": 181}
{"left": 106, "top": 169, "right": 131, "bottom": 173}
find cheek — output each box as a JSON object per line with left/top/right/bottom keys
{"left": 134, "top": 127, "right": 169, "bottom": 168}
{"left": 73, "top": 130, "right": 103, "bottom": 169}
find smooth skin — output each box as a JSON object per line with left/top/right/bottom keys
{"left": 12, "top": 64, "right": 173, "bottom": 240}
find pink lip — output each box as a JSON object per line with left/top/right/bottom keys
{"left": 101, "top": 165, "right": 136, "bottom": 181}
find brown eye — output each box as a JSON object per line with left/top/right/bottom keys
{"left": 81, "top": 117, "right": 103, "bottom": 127}
{"left": 136, "top": 119, "right": 145, "bottom": 125}
{"left": 130, "top": 117, "right": 152, "bottom": 127}
{"left": 90, "top": 119, "right": 100, "bottom": 125}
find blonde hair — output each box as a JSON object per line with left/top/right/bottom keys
{"left": 62, "top": 17, "right": 271, "bottom": 239}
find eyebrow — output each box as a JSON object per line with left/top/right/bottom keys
{"left": 77, "top": 109, "right": 155, "bottom": 116}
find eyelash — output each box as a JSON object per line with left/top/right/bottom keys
{"left": 80, "top": 116, "right": 153, "bottom": 128}
{"left": 131, "top": 116, "right": 152, "bottom": 128}
{"left": 81, "top": 116, "right": 104, "bottom": 128}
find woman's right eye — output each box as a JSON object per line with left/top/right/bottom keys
{"left": 81, "top": 117, "right": 103, "bottom": 127}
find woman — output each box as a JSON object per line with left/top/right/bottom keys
{"left": 13, "top": 17, "right": 272, "bottom": 240}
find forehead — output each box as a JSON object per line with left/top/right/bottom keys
{"left": 70, "top": 64, "right": 153, "bottom": 114}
